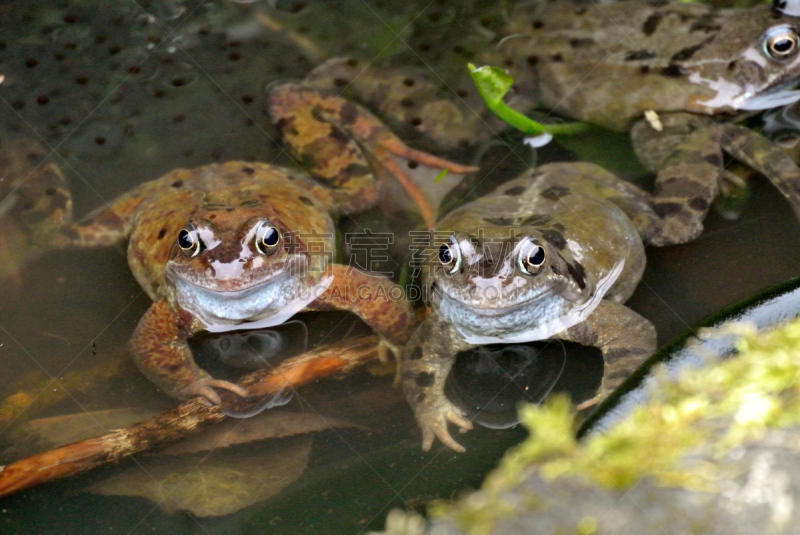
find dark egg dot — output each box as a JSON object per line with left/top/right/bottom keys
{"left": 171, "top": 77, "right": 186, "bottom": 87}
{"left": 456, "top": 89, "right": 468, "bottom": 98}
{"left": 333, "top": 78, "right": 347, "bottom": 87}
{"left": 157, "top": 228, "right": 167, "bottom": 240}
{"left": 400, "top": 97, "right": 415, "bottom": 108}
{"left": 228, "top": 51, "right": 240, "bottom": 61}
{"left": 94, "top": 136, "right": 106, "bottom": 145}
{"left": 241, "top": 94, "right": 253, "bottom": 104}
{"left": 25, "top": 58, "right": 38, "bottom": 68}
{"left": 407, "top": 160, "right": 419, "bottom": 169}
{"left": 173, "top": 114, "right": 184, "bottom": 123}
{"left": 171, "top": 180, "right": 184, "bottom": 188}
{"left": 36, "top": 95, "right": 49, "bottom": 105}
{"left": 45, "top": 188, "right": 57, "bottom": 196}
{"left": 75, "top": 76, "right": 88, "bottom": 85}
{"left": 527, "top": 55, "right": 539, "bottom": 65}
{"left": 532, "top": 20, "right": 544, "bottom": 29}
{"left": 63, "top": 14, "right": 78, "bottom": 23}
{"left": 242, "top": 166, "right": 255, "bottom": 175}
{"left": 127, "top": 65, "right": 141, "bottom": 74}
{"left": 403, "top": 78, "right": 415, "bottom": 87}
{"left": 109, "top": 45, "right": 121, "bottom": 55}
{"left": 345, "top": 57, "right": 359, "bottom": 68}
{"left": 409, "top": 117, "right": 422, "bottom": 126}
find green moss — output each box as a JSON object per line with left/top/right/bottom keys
{"left": 433, "top": 317, "right": 800, "bottom": 533}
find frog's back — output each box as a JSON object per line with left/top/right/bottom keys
{"left": 126, "top": 162, "right": 337, "bottom": 299}
{"left": 499, "top": 1, "right": 777, "bottom": 129}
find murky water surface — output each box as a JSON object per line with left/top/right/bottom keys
{"left": 1, "top": 1, "right": 800, "bottom": 533}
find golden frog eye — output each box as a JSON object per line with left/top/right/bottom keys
{"left": 177, "top": 225, "right": 201, "bottom": 258}
{"left": 517, "top": 238, "right": 545, "bottom": 275}
{"left": 255, "top": 220, "right": 280, "bottom": 255}
{"left": 438, "top": 235, "right": 462, "bottom": 275}
{"left": 763, "top": 26, "right": 800, "bottom": 60}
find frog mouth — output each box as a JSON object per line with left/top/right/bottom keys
{"left": 435, "top": 260, "right": 625, "bottom": 345}
{"left": 170, "top": 270, "right": 334, "bottom": 332}
{"left": 738, "top": 88, "right": 800, "bottom": 111}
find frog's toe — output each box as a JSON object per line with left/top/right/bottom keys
{"left": 183, "top": 378, "right": 249, "bottom": 404}
{"left": 418, "top": 400, "right": 472, "bottom": 452}
{"left": 576, "top": 393, "right": 604, "bottom": 411}
{"left": 377, "top": 335, "right": 402, "bottom": 364}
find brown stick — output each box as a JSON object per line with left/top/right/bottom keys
{"left": 0, "top": 335, "right": 379, "bottom": 499}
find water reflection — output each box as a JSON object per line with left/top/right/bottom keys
{"left": 191, "top": 321, "right": 308, "bottom": 416}
{"left": 445, "top": 341, "right": 566, "bottom": 429}
{"left": 194, "top": 319, "right": 308, "bottom": 370}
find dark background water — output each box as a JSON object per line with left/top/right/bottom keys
{"left": 1, "top": 0, "right": 799, "bottom": 533}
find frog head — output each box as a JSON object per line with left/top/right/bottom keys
{"left": 683, "top": 5, "right": 800, "bottom": 111}
{"left": 429, "top": 228, "right": 597, "bottom": 343}
{"left": 165, "top": 209, "right": 331, "bottom": 331}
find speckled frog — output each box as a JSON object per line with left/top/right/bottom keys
{"left": 305, "top": 0, "right": 800, "bottom": 245}
{"left": 40, "top": 85, "right": 473, "bottom": 404}
{"left": 402, "top": 162, "right": 673, "bottom": 452}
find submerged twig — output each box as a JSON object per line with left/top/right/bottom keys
{"left": 0, "top": 335, "right": 379, "bottom": 499}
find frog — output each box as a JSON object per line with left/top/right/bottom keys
{"left": 34, "top": 84, "right": 475, "bottom": 404}
{"left": 401, "top": 161, "right": 675, "bottom": 452}
{"left": 301, "top": 0, "right": 800, "bottom": 246}
{"left": 0, "top": 140, "right": 72, "bottom": 289}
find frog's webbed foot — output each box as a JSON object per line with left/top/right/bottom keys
{"left": 178, "top": 376, "right": 249, "bottom": 405}
{"left": 416, "top": 394, "right": 473, "bottom": 453}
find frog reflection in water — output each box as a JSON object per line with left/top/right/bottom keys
{"left": 307, "top": 0, "right": 800, "bottom": 245}
{"left": 36, "top": 85, "right": 474, "bottom": 404}
{"left": 402, "top": 162, "right": 683, "bottom": 452}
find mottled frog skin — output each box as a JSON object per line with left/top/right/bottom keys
{"left": 307, "top": 1, "right": 800, "bottom": 246}
{"left": 402, "top": 162, "right": 671, "bottom": 452}
{"left": 39, "top": 85, "right": 473, "bottom": 404}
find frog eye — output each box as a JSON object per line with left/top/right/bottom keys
{"left": 177, "top": 225, "right": 201, "bottom": 258}
{"left": 438, "top": 235, "right": 462, "bottom": 275}
{"left": 255, "top": 221, "right": 280, "bottom": 255}
{"left": 517, "top": 238, "right": 545, "bottom": 275}
{"left": 763, "top": 26, "right": 800, "bottom": 60}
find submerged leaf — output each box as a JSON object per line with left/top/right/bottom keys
{"left": 88, "top": 435, "right": 313, "bottom": 517}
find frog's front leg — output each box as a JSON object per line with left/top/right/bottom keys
{"left": 400, "top": 316, "right": 473, "bottom": 452}
{"left": 305, "top": 264, "right": 415, "bottom": 360}
{"left": 631, "top": 113, "right": 723, "bottom": 246}
{"left": 554, "top": 300, "right": 656, "bottom": 411}
{"left": 130, "top": 300, "right": 249, "bottom": 403}
{"left": 268, "top": 84, "right": 477, "bottom": 227}
{"left": 718, "top": 123, "right": 800, "bottom": 217}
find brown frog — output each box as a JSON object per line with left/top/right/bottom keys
{"left": 32, "top": 85, "right": 474, "bottom": 404}
{"left": 304, "top": 0, "right": 800, "bottom": 245}
{"left": 401, "top": 162, "right": 672, "bottom": 452}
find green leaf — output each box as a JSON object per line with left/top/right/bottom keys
{"left": 468, "top": 64, "right": 592, "bottom": 137}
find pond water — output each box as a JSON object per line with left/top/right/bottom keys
{"left": 2, "top": 0, "right": 800, "bottom": 533}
